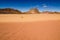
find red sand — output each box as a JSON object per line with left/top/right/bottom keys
{"left": 0, "top": 20, "right": 60, "bottom": 40}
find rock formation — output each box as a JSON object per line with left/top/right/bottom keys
{"left": 24, "top": 8, "right": 40, "bottom": 14}
{"left": 0, "top": 8, "right": 22, "bottom": 14}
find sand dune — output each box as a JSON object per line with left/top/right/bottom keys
{"left": 0, "top": 14, "right": 60, "bottom": 40}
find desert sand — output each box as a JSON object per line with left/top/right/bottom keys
{"left": 0, "top": 14, "right": 60, "bottom": 40}
{"left": 0, "top": 14, "right": 60, "bottom": 22}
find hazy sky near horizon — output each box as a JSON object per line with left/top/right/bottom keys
{"left": 0, "top": 0, "right": 60, "bottom": 12}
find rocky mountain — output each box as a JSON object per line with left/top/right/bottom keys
{"left": 0, "top": 8, "right": 22, "bottom": 14}
{"left": 23, "top": 8, "right": 40, "bottom": 14}
{"left": 0, "top": 8, "right": 60, "bottom": 14}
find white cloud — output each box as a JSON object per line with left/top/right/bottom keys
{"left": 43, "top": 5, "right": 47, "bottom": 8}
{"left": 32, "top": 5, "right": 39, "bottom": 9}
{"left": 42, "top": 4, "right": 48, "bottom": 8}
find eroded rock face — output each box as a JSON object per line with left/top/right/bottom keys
{"left": 24, "top": 8, "right": 40, "bottom": 14}
{"left": 0, "top": 8, "right": 22, "bottom": 14}
{"left": 29, "top": 8, "right": 40, "bottom": 14}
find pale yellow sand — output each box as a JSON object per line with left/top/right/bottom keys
{"left": 0, "top": 14, "right": 60, "bottom": 22}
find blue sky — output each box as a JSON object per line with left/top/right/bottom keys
{"left": 0, "top": 0, "right": 60, "bottom": 12}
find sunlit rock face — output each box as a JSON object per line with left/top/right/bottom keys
{"left": 24, "top": 8, "right": 40, "bottom": 14}
{"left": 0, "top": 8, "right": 22, "bottom": 14}
{"left": 28, "top": 8, "right": 40, "bottom": 14}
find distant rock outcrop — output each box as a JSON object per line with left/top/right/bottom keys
{"left": 42, "top": 11, "right": 60, "bottom": 14}
{"left": 0, "top": 8, "right": 22, "bottom": 14}
{"left": 24, "top": 8, "right": 40, "bottom": 14}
